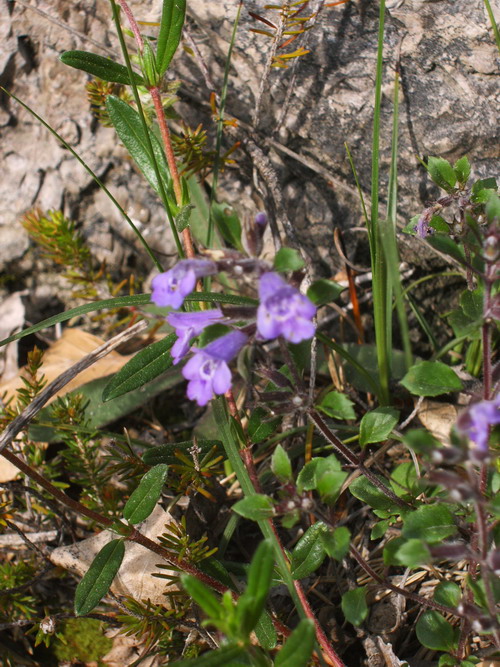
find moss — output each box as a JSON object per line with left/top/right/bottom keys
{"left": 52, "top": 618, "right": 113, "bottom": 664}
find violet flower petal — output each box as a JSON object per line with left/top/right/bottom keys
{"left": 168, "top": 309, "right": 224, "bottom": 364}
{"left": 181, "top": 330, "right": 248, "bottom": 406}
{"left": 151, "top": 260, "right": 217, "bottom": 309}
{"left": 257, "top": 272, "right": 316, "bottom": 343}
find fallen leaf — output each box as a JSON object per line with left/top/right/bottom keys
{"left": 417, "top": 399, "right": 457, "bottom": 445}
{"left": 49, "top": 505, "right": 177, "bottom": 606}
{"left": 0, "top": 328, "right": 134, "bottom": 403}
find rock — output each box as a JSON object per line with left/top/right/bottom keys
{"left": 1, "top": 0, "right": 498, "bottom": 284}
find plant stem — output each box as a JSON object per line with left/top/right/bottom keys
{"left": 149, "top": 87, "right": 195, "bottom": 259}
{"left": 370, "top": 0, "right": 391, "bottom": 405}
{"left": 215, "top": 397, "right": 344, "bottom": 666}
{"left": 109, "top": 0, "right": 184, "bottom": 258}
{"left": 308, "top": 409, "right": 409, "bottom": 509}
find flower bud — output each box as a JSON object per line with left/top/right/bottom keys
{"left": 430, "top": 541, "right": 469, "bottom": 561}
{"left": 487, "top": 547, "right": 500, "bottom": 575}
{"left": 431, "top": 446, "right": 466, "bottom": 465}
{"left": 484, "top": 235, "right": 499, "bottom": 262}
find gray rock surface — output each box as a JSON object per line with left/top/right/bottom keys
{"left": 1, "top": 0, "right": 498, "bottom": 288}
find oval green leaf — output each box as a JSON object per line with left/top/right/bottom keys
{"left": 402, "top": 504, "right": 457, "bottom": 544}
{"left": 74, "top": 539, "right": 125, "bottom": 615}
{"left": 341, "top": 587, "right": 368, "bottom": 626}
{"left": 273, "top": 247, "right": 305, "bottom": 272}
{"left": 102, "top": 334, "right": 176, "bottom": 401}
{"left": 275, "top": 618, "right": 315, "bottom": 667}
{"left": 60, "top": 50, "right": 145, "bottom": 85}
{"left": 307, "top": 278, "right": 345, "bottom": 306}
{"left": 416, "top": 611, "right": 458, "bottom": 652}
{"left": 291, "top": 521, "right": 328, "bottom": 579}
{"left": 123, "top": 464, "right": 169, "bottom": 524}
{"left": 359, "top": 407, "right": 399, "bottom": 446}
{"left": 232, "top": 495, "right": 275, "bottom": 521}
{"left": 400, "top": 361, "right": 463, "bottom": 397}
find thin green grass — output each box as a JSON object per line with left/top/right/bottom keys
{"left": 483, "top": 0, "right": 500, "bottom": 55}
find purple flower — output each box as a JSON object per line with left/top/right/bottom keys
{"left": 257, "top": 272, "right": 316, "bottom": 343}
{"left": 255, "top": 212, "right": 268, "bottom": 227}
{"left": 167, "top": 309, "right": 224, "bottom": 364}
{"left": 151, "top": 260, "right": 217, "bottom": 309}
{"left": 182, "top": 330, "right": 248, "bottom": 406}
{"left": 457, "top": 395, "right": 500, "bottom": 461}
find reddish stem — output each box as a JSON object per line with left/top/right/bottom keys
{"left": 116, "top": 0, "right": 144, "bottom": 49}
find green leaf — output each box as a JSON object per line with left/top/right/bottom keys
{"left": 248, "top": 408, "right": 281, "bottom": 444}
{"left": 232, "top": 495, "right": 275, "bottom": 521}
{"left": 416, "top": 611, "right": 458, "bottom": 652}
{"left": 320, "top": 526, "right": 351, "bottom": 561}
{"left": 427, "top": 234, "right": 466, "bottom": 263}
{"left": 236, "top": 540, "right": 274, "bottom": 635}
{"left": 275, "top": 618, "right": 315, "bottom": 667}
{"left": 430, "top": 215, "right": 451, "bottom": 233}
{"left": 140, "top": 37, "right": 159, "bottom": 87}
{"left": 434, "top": 581, "right": 461, "bottom": 608}
{"left": 175, "top": 204, "right": 194, "bottom": 232}
{"left": 315, "top": 459, "right": 348, "bottom": 505}
{"left": 0, "top": 292, "right": 256, "bottom": 350}
{"left": 197, "top": 323, "right": 233, "bottom": 349}
{"left": 486, "top": 192, "right": 500, "bottom": 221}
{"left": 181, "top": 574, "right": 223, "bottom": 620}
{"left": 388, "top": 538, "right": 430, "bottom": 568}
{"left": 296, "top": 459, "right": 322, "bottom": 493}
{"left": 142, "top": 440, "right": 222, "bottom": 466}
{"left": 341, "top": 587, "right": 368, "bottom": 626}
{"left": 403, "top": 428, "right": 442, "bottom": 455}
{"left": 390, "top": 462, "right": 419, "bottom": 499}
{"left": 273, "top": 247, "right": 305, "bottom": 272}
{"left": 156, "top": 0, "right": 187, "bottom": 76}
{"left": 74, "top": 539, "right": 125, "bottom": 615}
{"left": 271, "top": 445, "right": 292, "bottom": 482}
{"left": 453, "top": 156, "right": 471, "bottom": 185}
{"left": 123, "top": 464, "right": 169, "bottom": 524}
{"left": 317, "top": 391, "right": 356, "bottom": 420}
{"left": 290, "top": 522, "right": 328, "bottom": 579}
{"left": 460, "top": 287, "right": 484, "bottom": 322}
{"left": 402, "top": 505, "right": 457, "bottom": 544}
{"left": 102, "top": 334, "right": 176, "bottom": 401}
{"left": 254, "top": 611, "right": 277, "bottom": 651}
{"left": 172, "top": 644, "right": 245, "bottom": 667}
{"left": 400, "top": 361, "right": 463, "bottom": 397}
{"left": 349, "top": 475, "right": 398, "bottom": 514}
{"left": 60, "top": 50, "right": 144, "bottom": 85}
{"left": 359, "top": 407, "right": 399, "bottom": 446}
{"left": 296, "top": 456, "right": 346, "bottom": 503}
{"left": 307, "top": 279, "right": 345, "bottom": 306}
{"left": 427, "top": 156, "right": 457, "bottom": 192}
{"left": 370, "top": 519, "right": 390, "bottom": 540}
{"left": 211, "top": 202, "right": 243, "bottom": 251}
{"left": 106, "top": 95, "right": 172, "bottom": 198}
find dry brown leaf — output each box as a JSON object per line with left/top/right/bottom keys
{"left": 0, "top": 327, "right": 134, "bottom": 403}
{"left": 49, "top": 505, "right": 177, "bottom": 606}
{"left": 0, "top": 456, "right": 20, "bottom": 483}
{"left": 417, "top": 399, "right": 457, "bottom": 444}
{"left": 102, "top": 628, "right": 161, "bottom": 667}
